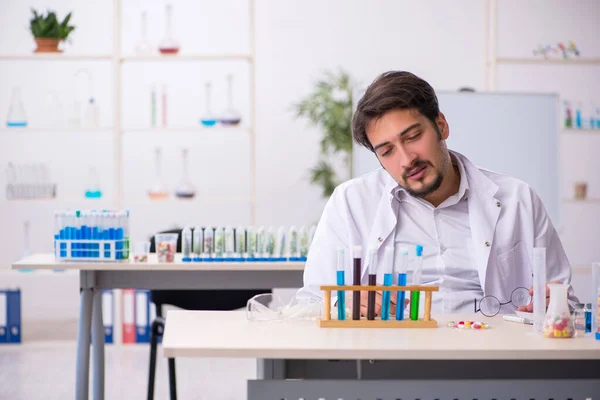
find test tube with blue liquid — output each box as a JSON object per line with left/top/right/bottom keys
{"left": 381, "top": 246, "right": 393, "bottom": 321}
{"left": 336, "top": 248, "right": 346, "bottom": 321}
{"left": 395, "top": 248, "right": 409, "bottom": 321}
{"left": 410, "top": 244, "right": 424, "bottom": 321}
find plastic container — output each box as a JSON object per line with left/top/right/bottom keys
{"left": 133, "top": 241, "right": 150, "bottom": 263}
{"left": 543, "top": 283, "right": 575, "bottom": 338}
{"left": 155, "top": 233, "right": 178, "bottom": 263}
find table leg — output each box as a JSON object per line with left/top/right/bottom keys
{"left": 76, "top": 288, "right": 94, "bottom": 400}
{"left": 91, "top": 289, "right": 105, "bottom": 400}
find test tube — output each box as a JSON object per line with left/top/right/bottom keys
{"left": 299, "top": 226, "right": 309, "bottom": 259}
{"left": 352, "top": 245, "right": 362, "bottom": 321}
{"left": 203, "top": 227, "right": 214, "bottom": 261}
{"left": 381, "top": 246, "right": 393, "bottom": 321}
{"left": 367, "top": 247, "right": 378, "bottom": 321}
{"left": 235, "top": 226, "right": 245, "bottom": 260}
{"left": 275, "top": 226, "right": 286, "bottom": 261}
{"left": 124, "top": 210, "right": 130, "bottom": 259}
{"left": 246, "top": 226, "right": 255, "bottom": 260}
{"left": 214, "top": 227, "right": 224, "bottom": 260}
{"left": 224, "top": 226, "right": 234, "bottom": 260}
{"left": 256, "top": 226, "right": 266, "bottom": 260}
{"left": 192, "top": 226, "right": 203, "bottom": 261}
{"left": 266, "top": 227, "right": 276, "bottom": 260}
{"left": 336, "top": 248, "right": 346, "bottom": 321}
{"left": 592, "top": 262, "right": 600, "bottom": 340}
{"left": 288, "top": 226, "right": 299, "bottom": 260}
{"left": 115, "top": 211, "right": 125, "bottom": 260}
{"left": 410, "top": 245, "right": 423, "bottom": 321}
{"left": 533, "top": 247, "right": 547, "bottom": 333}
{"left": 182, "top": 226, "right": 192, "bottom": 262}
{"left": 395, "top": 248, "right": 409, "bottom": 321}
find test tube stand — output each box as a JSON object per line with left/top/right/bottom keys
{"left": 318, "top": 285, "right": 439, "bottom": 328}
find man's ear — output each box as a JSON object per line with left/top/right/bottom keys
{"left": 436, "top": 112, "right": 449, "bottom": 140}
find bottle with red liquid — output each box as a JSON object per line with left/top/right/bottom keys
{"left": 158, "top": 4, "right": 180, "bottom": 55}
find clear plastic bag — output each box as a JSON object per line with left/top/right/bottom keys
{"left": 246, "top": 293, "right": 322, "bottom": 322}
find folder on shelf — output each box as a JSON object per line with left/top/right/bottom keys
{"left": 0, "top": 290, "right": 7, "bottom": 343}
{"left": 122, "top": 289, "right": 136, "bottom": 344}
{"left": 135, "top": 290, "right": 150, "bottom": 343}
{"left": 7, "top": 289, "right": 21, "bottom": 343}
{"left": 102, "top": 290, "right": 114, "bottom": 344}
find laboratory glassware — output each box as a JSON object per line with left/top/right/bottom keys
{"left": 85, "top": 166, "right": 102, "bottom": 199}
{"left": 200, "top": 81, "right": 217, "bottom": 127}
{"left": 219, "top": 74, "right": 242, "bottom": 126}
{"left": 174, "top": 148, "right": 196, "bottom": 199}
{"left": 135, "top": 11, "right": 153, "bottom": 56}
{"left": 158, "top": 4, "right": 180, "bottom": 55}
{"left": 6, "top": 87, "right": 27, "bottom": 127}
{"left": 148, "top": 148, "right": 169, "bottom": 200}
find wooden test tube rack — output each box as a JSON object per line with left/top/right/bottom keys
{"left": 318, "top": 285, "right": 439, "bottom": 328}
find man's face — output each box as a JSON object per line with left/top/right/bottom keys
{"left": 366, "top": 108, "right": 450, "bottom": 198}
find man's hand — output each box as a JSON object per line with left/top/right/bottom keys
{"left": 517, "top": 281, "right": 562, "bottom": 312}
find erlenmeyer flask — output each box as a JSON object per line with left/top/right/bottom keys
{"left": 85, "top": 166, "right": 102, "bottom": 199}
{"left": 200, "top": 82, "right": 217, "bottom": 127}
{"left": 6, "top": 87, "right": 28, "bottom": 127}
{"left": 175, "top": 148, "right": 196, "bottom": 199}
{"left": 148, "top": 148, "right": 169, "bottom": 200}
{"left": 135, "top": 11, "right": 153, "bottom": 56}
{"left": 158, "top": 4, "right": 180, "bottom": 55}
{"left": 220, "top": 74, "right": 242, "bottom": 126}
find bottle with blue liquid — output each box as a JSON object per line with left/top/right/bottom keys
{"left": 395, "top": 248, "right": 409, "bottom": 321}
{"left": 200, "top": 81, "right": 217, "bottom": 127}
{"left": 6, "top": 87, "right": 27, "bottom": 128}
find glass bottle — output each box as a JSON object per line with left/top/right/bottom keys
{"left": 6, "top": 87, "right": 28, "bottom": 127}
{"left": 135, "top": 11, "right": 153, "bottom": 56}
{"left": 200, "top": 81, "right": 217, "bottom": 127}
{"left": 220, "top": 74, "right": 242, "bottom": 126}
{"left": 174, "top": 148, "right": 195, "bottom": 199}
{"left": 148, "top": 148, "right": 169, "bottom": 200}
{"left": 158, "top": 4, "right": 180, "bottom": 55}
{"left": 543, "top": 283, "right": 575, "bottom": 338}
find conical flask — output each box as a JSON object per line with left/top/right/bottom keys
{"left": 175, "top": 148, "right": 196, "bottom": 199}
{"left": 200, "top": 81, "right": 217, "bottom": 127}
{"left": 148, "top": 148, "right": 169, "bottom": 200}
{"left": 7, "top": 87, "right": 28, "bottom": 127}
{"left": 220, "top": 74, "right": 242, "bottom": 126}
{"left": 158, "top": 4, "right": 180, "bottom": 55}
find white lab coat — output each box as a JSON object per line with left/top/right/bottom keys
{"left": 300, "top": 151, "right": 578, "bottom": 311}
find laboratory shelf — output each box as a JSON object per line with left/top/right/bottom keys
{"left": 0, "top": 54, "right": 112, "bottom": 61}
{"left": 561, "top": 128, "right": 600, "bottom": 134}
{"left": 0, "top": 127, "right": 115, "bottom": 134}
{"left": 123, "top": 126, "right": 251, "bottom": 134}
{"left": 122, "top": 196, "right": 253, "bottom": 207}
{"left": 120, "top": 54, "right": 252, "bottom": 63}
{"left": 495, "top": 57, "right": 600, "bottom": 65}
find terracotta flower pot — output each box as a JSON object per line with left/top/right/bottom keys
{"left": 34, "top": 38, "right": 62, "bottom": 53}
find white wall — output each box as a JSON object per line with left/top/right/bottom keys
{"left": 0, "top": 0, "right": 598, "bottom": 322}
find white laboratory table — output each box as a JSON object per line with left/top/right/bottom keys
{"left": 12, "top": 254, "right": 304, "bottom": 400}
{"left": 163, "top": 310, "right": 600, "bottom": 399}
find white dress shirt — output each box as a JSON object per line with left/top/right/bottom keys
{"left": 393, "top": 155, "right": 484, "bottom": 314}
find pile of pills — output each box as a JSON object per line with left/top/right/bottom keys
{"left": 447, "top": 320, "right": 490, "bottom": 330}
{"left": 543, "top": 312, "right": 575, "bottom": 338}
{"left": 157, "top": 241, "right": 176, "bottom": 263}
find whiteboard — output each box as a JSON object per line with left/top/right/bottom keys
{"left": 352, "top": 92, "right": 560, "bottom": 225}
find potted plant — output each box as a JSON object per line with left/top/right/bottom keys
{"left": 29, "top": 9, "right": 75, "bottom": 53}
{"left": 292, "top": 70, "right": 354, "bottom": 197}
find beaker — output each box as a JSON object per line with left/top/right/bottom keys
{"left": 85, "top": 166, "right": 102, "bottom": 199}
{"left": 148, "top": 147, "right": 169, "bottom": 200}
{"left": 135, "top": 11, "right": 153, "bottom": 56}
{"left": 6, "top": 87, "right": 27, "bottom": 127}
{"left": 175, "top": 148, "right": 196, "bottom": 199}
{"left": 200, "top": 81, "right": 217, "bottom": 127}
{"left": 219, "top": 74, "right": 242, "bottom": 126}
{"left": 158, "top": 4, "right": 180, "bottom": 55}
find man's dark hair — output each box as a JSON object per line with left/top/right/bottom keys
{"left": 352, "top": 71, "right": 441, "bottom": 152}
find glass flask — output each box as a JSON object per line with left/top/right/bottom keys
{"left": 219, "top": 74, "right": 242, "bottom": 126}
{"left": 6, "top": 87, "right": 27, "bottom": 127}
{"left": 42, "top": 91, "right": 64, "bottom": 128}
{"left": 135, "top": 11, "right": 153, "bottom": 56}
{"left": 200, "top": 81, "right": 217, "bottom": 127}
{"left": 543, "top": 283, "right": 575, "bottom": 338}
{"left": 175, "top": 148, "right": 196, "bottom": 199}
{"left": 85, "top": 166, "right": 102, "bottom": 199}
{"left": 158, "top": 4, "right": 180, "bottom": 55}
{"left": 148, "top": 147, "right": 169, "bottom": 200}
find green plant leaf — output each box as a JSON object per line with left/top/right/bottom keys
{"left": 29, "top": 8, "right": 75, "bottom": 40}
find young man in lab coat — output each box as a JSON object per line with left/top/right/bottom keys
{"left": 300, "top": 71, "right": 578, "bottom": 316}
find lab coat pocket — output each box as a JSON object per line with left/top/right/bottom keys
{"left": 496, "top": 241, "right": 529, "bottom": 282}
